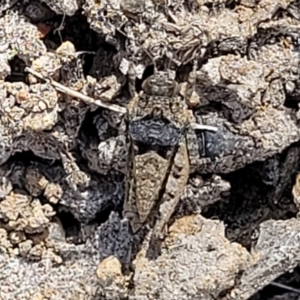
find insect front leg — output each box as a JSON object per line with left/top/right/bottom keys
{"left": 183, "top": 59, "right": 200, "bottom": 108}
{"left": 186, "top": 126, "right": 201, "bottom": 173}
{"left": 128, "top": 62, "right": 137, "bottom": 99}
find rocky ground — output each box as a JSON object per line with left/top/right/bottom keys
{"left": 1, "top": 0, "right": 300, "bottom": 299}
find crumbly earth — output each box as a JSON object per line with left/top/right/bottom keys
{"left": 1, "top": 1, "right": 300, "bottom": 299}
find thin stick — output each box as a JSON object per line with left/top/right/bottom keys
{"left": 25, "top": 67, "right": 127, "bottom": 114}
{"left": 25, "top": 68, "right": 218, "bottom": 132}
{"left": 190, "top": 123, "right": 218, "bottom": 132}
{"left": 270, "top": 282, "right": 300, "bottom": 294}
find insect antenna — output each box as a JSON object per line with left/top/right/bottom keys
{"left": 141, "top": 46, "right": 158, "bottom": 74}
{"left": 166, "top": 52, "right": 176, "bottom": 79}
{"left": 189, "top": 58, "right": 198, "bottom": 92}
{"left": 116, "top": 26, "right": 158, "bottom": 75}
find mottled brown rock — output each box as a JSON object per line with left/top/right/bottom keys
{"left": 225, "top": 218, "right": 300, "bottom": 299}
{"left": 96, "top": 255, "right": 130, "bottom": 299}
{"left": 132, "top": 215, "right": 253, "bottom": 300}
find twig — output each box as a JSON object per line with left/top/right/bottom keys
{"left": 25, "top": 67, "right": 127, "bottom": 114}
{"left": 270, "top": 282, "right": 300, "bottom": 294}
{"left": 25, "top": 68, "right": 218, "bottom": 132}
{"left": 190, "top": 123, "right": 218, "bottom": 132}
